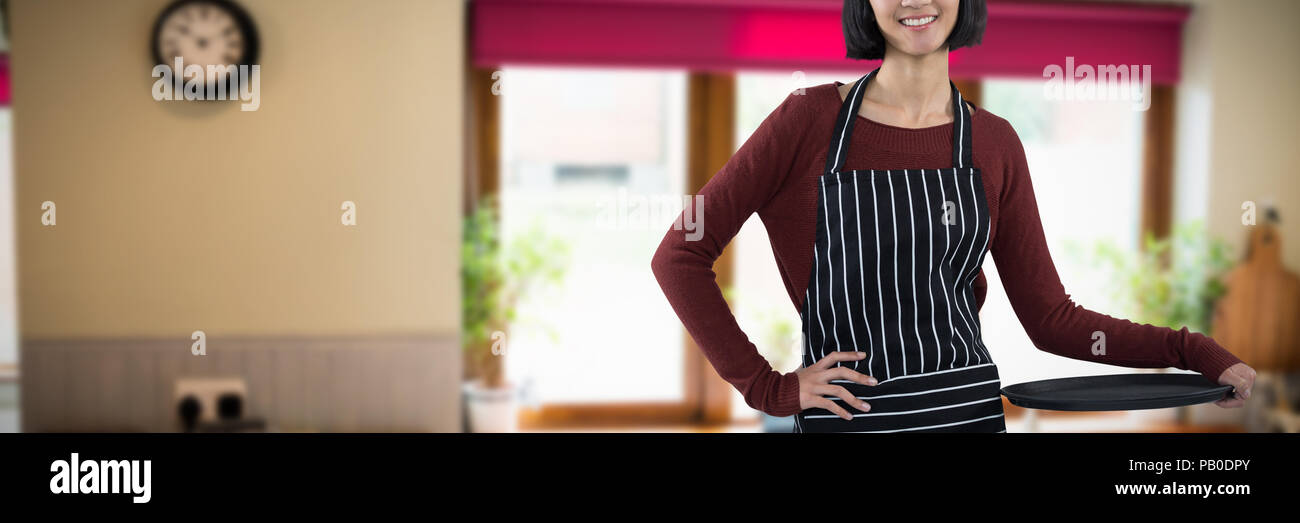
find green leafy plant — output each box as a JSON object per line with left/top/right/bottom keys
{"left": 462, "top": 195, "right": 569, "bottom": 387}
{"left": 722, "top": 284, "right": 802, "bottom": 373}
{"left": 1081, "top": 220, "right": 1234, "bottom": 335}
{"left": 755, "top": 312, "right": 801, "bottom": 373}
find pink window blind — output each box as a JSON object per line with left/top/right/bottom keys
{"left": 0, "top": 54, "right": 9, "bottom": 106}
{"left": 472, "top": 0, "right": 1190, "bottom": 84}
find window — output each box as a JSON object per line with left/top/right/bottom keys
{"left": 730, "top": 71, "right": 857, "bottom": 420}
{"left": 0, "top": 105, "right": 14, "bottom": 433}
{"left": 979, "top": 78, "right": 1146, "bottom": 384}
{"left": 499, "top": 67, "right": 689, "bottom": 405}
{"left": 0, "top": 106, "right": 11, "bottom": 367}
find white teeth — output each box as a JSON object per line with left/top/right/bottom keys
{"left": 901, "top": 16, "right": 936, "bottom": 26}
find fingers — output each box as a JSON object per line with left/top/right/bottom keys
{"left": 812, "top": 397, "right": 854, "bottom": 420}
{"left": 1230, "top": 381, "right": 1251, "bottom": 403}
{"left": 1233, "top": 385, "right": 1250, "bottom": 402}
{"left": 1218, "top": 363, "right": 1256, "bottom": 402}
{"left": 1236, "top": 368, "right": 1255, "bottom": 400}
{"left": 799, "top": 354, "right": 877, "bottom": 420}
{"left": 1214, "top": 375, "right": 1249, "bottom": 408}
{"left": 815, "top": 384, "right": 871, "bottom": 413}
{"left": 1224, "top": 371, "right": 1250, "bottom": 397}
{"left": 826, "top": 366, "right": 878, "bottom": 386}
{"left": 812, "top": 351, "right": 867, "bottom": 370}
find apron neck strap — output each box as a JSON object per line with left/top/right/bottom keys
{"left": 824, "top": 66, "right": 974, "bottom": 174}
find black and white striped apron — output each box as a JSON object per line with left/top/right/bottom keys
{"left": 793, "top": 67, "right": 1007, "bottom": 433}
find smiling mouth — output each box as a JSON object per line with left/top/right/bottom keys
{"left": 900, "top": 15, "right": 937, "bottom": 29}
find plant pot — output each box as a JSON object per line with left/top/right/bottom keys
{"left": 463, "top": 380, "right": 519, "bottom": 433}
{"left": 761, "top": 412, "right": 795, "bottom": 433}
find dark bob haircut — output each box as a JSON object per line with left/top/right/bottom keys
{"left": 843, "top": 0, "right": 987, "bottom": 60}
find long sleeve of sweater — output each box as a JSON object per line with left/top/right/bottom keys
{"left": 987, "top": 123, "right": 1244, "bottom": 383}
{"left": 650, "top": 92, "right": 809, "bottom": 417}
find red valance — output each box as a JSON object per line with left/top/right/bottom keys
{"left": 0, "top": 54, "right": 9, "bottom": 106}
{"left": 472, "top": 0, "right": 1189, "bottom": 84}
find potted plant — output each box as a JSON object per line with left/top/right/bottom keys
{"left": 461, "top": 196, "right": 567, "bottom": 432}
{"left": 1083, "top": 220, "right": 1233, "bottom": 336}
{"left": 755, "top": 313, "right": 801, "bottom": 432}
{"left": 1081, "top": 220, "right": 1234, "bottom": 424}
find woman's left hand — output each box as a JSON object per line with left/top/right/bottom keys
{"left": 1214, "top": 363, "right": 1256, "bottom": 408}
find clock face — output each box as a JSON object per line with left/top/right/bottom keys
{"left": 153, "top": 0, "right": 258, "bottom": 78}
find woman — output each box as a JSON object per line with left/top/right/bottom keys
{"left": 650, "top": 0, "right": 1256, "bottom": 432}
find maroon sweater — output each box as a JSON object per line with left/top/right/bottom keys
{"left": 651, "top": 81, "right": 1244, "bottom": 417}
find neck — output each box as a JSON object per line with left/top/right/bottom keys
{"left": 867, "top": 47, "right": 954, "bottom": 125}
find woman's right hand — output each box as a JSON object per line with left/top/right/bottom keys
{"left": 795, "top": 351, "right": 878, "bottom": 420}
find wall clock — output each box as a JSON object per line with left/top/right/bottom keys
{"left": 151, "top": 0, "right": 259, "bottom": 82}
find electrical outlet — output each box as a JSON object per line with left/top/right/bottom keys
{"left": 173, "top": 377, "right": 247, "bottom": 429}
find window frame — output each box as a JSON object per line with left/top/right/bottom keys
{"left": 465, "top": 67, "right": 735, "bottom": 428}
{"left": 466, "top": 69, "right": 1176, "bottom": 428}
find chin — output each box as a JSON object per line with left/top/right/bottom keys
{"left": 892, "top": 41, "right": 947, "bottom": 57}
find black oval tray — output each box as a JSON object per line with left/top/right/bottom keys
{"left": 1000, "top": 373, "right": 1233, "bottom": 411}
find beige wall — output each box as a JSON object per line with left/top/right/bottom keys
{"left": 12, "top": 0, "right": 463, "bottom": 339}
{"left": 1179, "top": 0, "right": 1300, "bottom": 270}
{"left": 1118, "top": 0, "right": 1300, "bottom": 269}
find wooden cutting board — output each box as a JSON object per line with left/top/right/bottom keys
{"left": 1210, "top": 223, "right": 1300, "bottom": 372}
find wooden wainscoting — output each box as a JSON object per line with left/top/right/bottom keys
{"left": 20, "top": 335, "right": 461, "bottom": 432}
